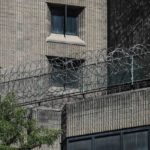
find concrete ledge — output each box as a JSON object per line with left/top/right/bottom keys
{"left": 46, "top": 34, "right": 86, "bottom": 46}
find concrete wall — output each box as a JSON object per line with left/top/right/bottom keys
{"left": 30, "top": 107, "right": 62, "bottom": 150}
{"left": 0, "top": 0, "right": 107, "bottom": 68}
{"left": 64, "top": 87, "right": 150, "bottom": 137}
{"left": 36, "top": 108, "right": 62, "bottom": 150}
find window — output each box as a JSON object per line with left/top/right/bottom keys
{"left": 66, "top": 127, "right": 149, "bottom": 150}
{"left": 123, "top": 131, "right": 148, "bottom": 150}
{"left": 47, "top": 56, "right": 84, "bottom": 89}
{"left": 51, "top": 5, "right": 65, "bottom": 34}
{"left": 95, "top": 135, "right": 120, "bottom": 150}
{"left": 50, "top": 4, "right": 83, "bottom": 36}
{"left": 68, "top": 139, "right": 92, "bottom": 150}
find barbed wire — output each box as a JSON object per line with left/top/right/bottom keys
{"left": 0, "top": 44, "right": 150, "bottom": 108}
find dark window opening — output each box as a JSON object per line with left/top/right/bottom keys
{"left": 47, "top": 56, "right": 85, "bottom": 89}
{"left": 49, "top": 4, "right": 84, "bottom": 36}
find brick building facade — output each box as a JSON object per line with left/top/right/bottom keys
{"left": 1, "top": 0, "right": 150, "bottom": 150}
{"left": 0, "top": 0, "right": 107, "bottom": 68}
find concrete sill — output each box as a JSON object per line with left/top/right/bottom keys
{"left": 46, "top": 34, "right": 86, "bottom": 46}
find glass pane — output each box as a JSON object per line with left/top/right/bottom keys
{"left": 123, "top": 131, "right": 148, "bottom": 150}
{"left": 108, "top": 56, "right": 132, "bottom": 86}
{"left": 68, "top": 139, "right": 92, "bottom": 150}
{"left": 66, "top": 7, "right": 78, "bottom": 35}
{"left": 65, "top": 68, "right": 80, "bottom": 88}
{"left": 66, "top": 16, "right": 77, "bottom": 35}
{"left": 50, "top": 66, "right": 80, "bottom": 88}
{"left": 95, "top": 135, "right": 120, "bottom": 150}
{"left": 134, "top": 53, "right": 150, "bottom": 81}
{"left": 51, "top": 66, "right": 66, "bottom": 87}
{"left": 51, "top": 6, "right": 65, "bottom": 34}
{"left": 48, "top": 57, "right": 83, "bottom": 89}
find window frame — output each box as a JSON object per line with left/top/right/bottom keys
{"left": 49, "top": 3, "right": 84, "bottom": 36}
{"left": 65, "top": 126, "right": 150, "bottom": 150}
